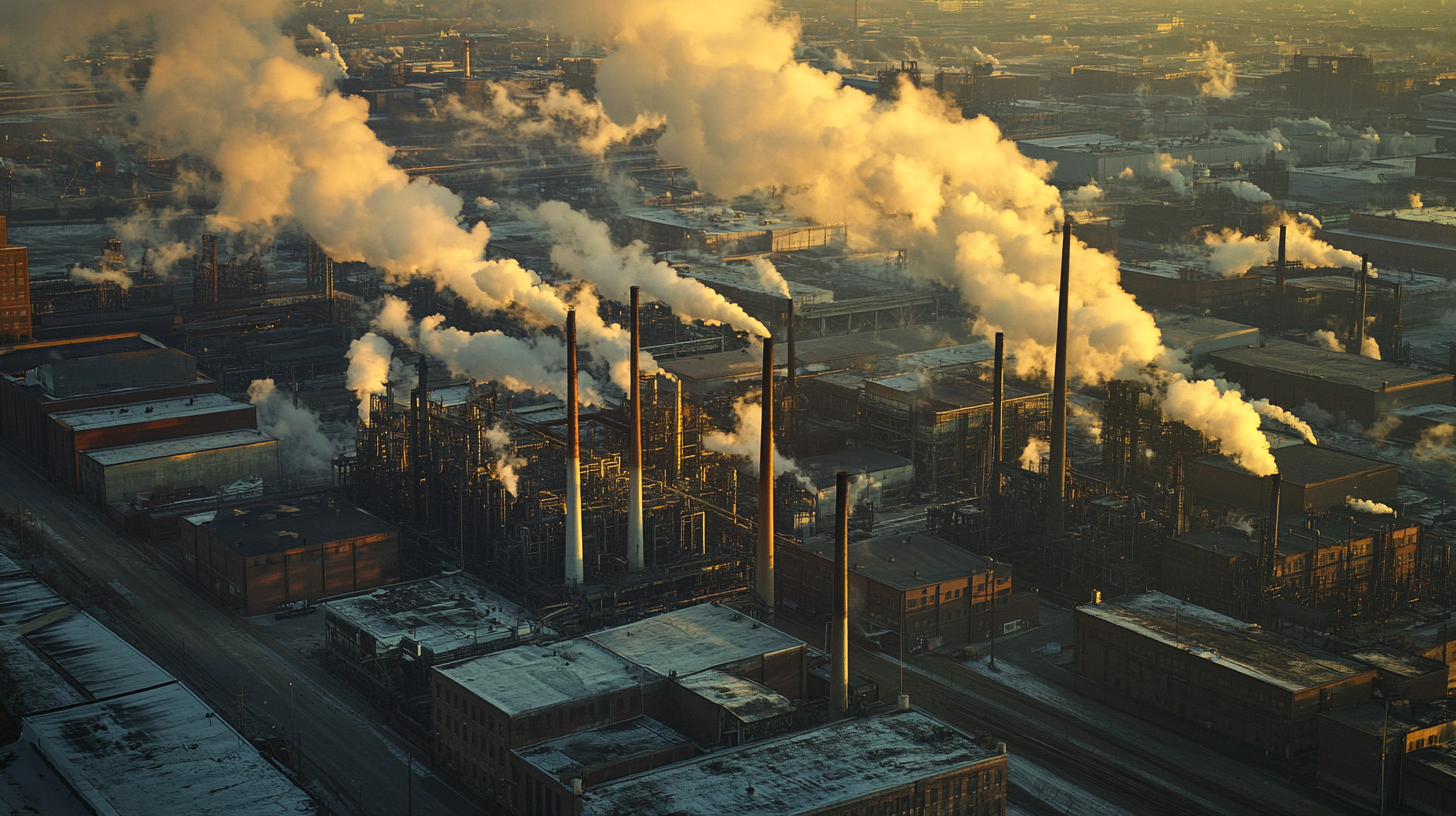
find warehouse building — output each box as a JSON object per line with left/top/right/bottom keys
{"left": 796, "top": 447, "right": 914, "bottom": 532}
{"left": 577, "top": 710, "right": 1009, "bottom": 816}
{"left": 1118, "top": 260, "right": 1262, "bottom": 313}
{"left": 1318, "top": 700, "right": 1456, "bottom": 811}
{"left": 623, "top": 208, "right": 847, "bottom": 254}
{"left": 47, "top": 392, "right": 256, "bottom": 487}
{"left": 0, "top": 333, "right": 216, "bottom": 464}
{"left": 1185, "top": 443, "right": 1398, "bottom": 514}
{"left": 1015, "top": 133, "right": 1268, "bottom": 184}
{"left": 78, "top": 428, "right": 279, "bottom": 507}
{"left": 1155, "top": 313, "right": 1261, "bottom": 367}
{"left": 1075, "top": 591, "right": 1375, "bottom": 757}
{"left": 1403, "top": 745, "right": 1456, "bottom": 816}
{"left": 515, "top": 716, "right": 696, "bottom": 801}
{"left": 322, "top": 574, "right": 545, "bottom": 703}
{"left": 179, "top": 492, "right": 399, "bottom": 616}
{"left": 1319, "top": 207, "right": 1456, "bottom": 275}
{"left": 1206, "top": 339, "right": 1453, "bottom": 426}
{"left": 778, "top": 531, "right": 1037, "bottom": 652}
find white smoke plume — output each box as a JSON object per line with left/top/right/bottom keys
{"left": 1213, "top": 127, "right": 1287, "bottom": 159}
{"left": 1068, "top": 402, "right": 1103, "bottom": 444}
{"left": 703, "top": 392, "right": 811, "bottom": 487}
{"left": 247, "top": 378, "right": 340, "bottom": 476}
{"left": 1200, "top": 229, "right": 1272, "bottom": 278}
{"left": 1415, "top": 424, "right": 1456, "bottom": 464}
{"left": 531, "top": 201, "right": 769, "bottom": 337}
{"left": 305, "top": 24, "right": 347, "bottom": 74}
{"left": 1250, "top": 399, "right": 1318, "bottom": 445}
{"left": 68, "top": 265, "right": 133, "bottom": 289}
{"left": 372, "top": 295, "right": 602, "bottom": 404}
{"left": 485, "top": 423, "right": 526, "bottom": 497}
{"left": 1346, "top": 496, "right": 1394, "bottom": 515}
{"left": 345, "top": 332, "right": 396, "bottom": 423}
{"left": 1069, "top": 182, "right": 1102, "bottom": 205}
{"left": 1159, "top": 376, "right": 1277, "bottom": 475}
{"left": 445, "top": 83, "right": 664, "bottom": 156}
{"left": 1196, "top": 214, "right": 1366, "bottom": 278}
{"left": 1313, "top": 329, "right": 1345, "bottom": 352}
{"left": 1151, "top": 153, "right": 1193, "bottom": 198}
{"left": 1409, "top": 192, "right": 1424, "bottom": 209}
{"left": 1018, "top": 438, "right": 1049, "bottom": 471}
{"left": 750, "top": 255, "right": 792, "bottom": 299}
{"left": 1221, "top": 180, "right": 1271, "bottom": 203}
{"left": 1198, "top": 42, "right": 1237, "bottom": 99}
{"left": 1361, "top": 337, "right": 1382, "bottom": 360}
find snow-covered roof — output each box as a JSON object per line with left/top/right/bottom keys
{"left": 438, "top": 638, "right": 656, "bottom": 717}
{"left": 51, "top": 393, "right": 247, "bottom": 432}
{"left": 22, "top": 683, "right": 315, "bottom": 816}
{"left": 24, "top": 611, "right": 173, "bottom": 698}
{"left": 1078, "top": 591, "right": 1373, "bottom": 693}
{"left": 322, "top": 574, "right": 540, "bottom": 659}
{"left": 516, "top": 716, "right": 691, "bottom": 779}
{"left": 579, "top": 711, "right": 1000, "bottom": 815}
{"left": 587, "top": 603, "right": 804, "bottom": 680}
{"left": 82, "top": 429, "right": 275, "bottom": 466}
{"left": 0, "top": 574, "right": 68, "bottom": 625}
{"left": 673, "top": 670, "right": 794, "bottom": 724}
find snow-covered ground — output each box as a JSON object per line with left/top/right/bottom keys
{"left": 0, "top": 740, "right": 90, "bottom": 816}
{"left": 1009, "top": 756, "right": 1133, "bottom": 816}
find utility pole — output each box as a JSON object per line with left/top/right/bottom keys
{"left": 987, "top": 556, "right": 997, "bottom": 670}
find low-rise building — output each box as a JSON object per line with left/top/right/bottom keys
{"left": 1075, "top": 591, "right": 1375, "bottom": 757}
{"left": 1403, "top": 744, "right": 1456, "bottom": 816}
{"left": 1318, "top": 700, "right": 1456, "bottom": 811}
{"left": 1185, "top": 443, "right": 1399, "bottom": 514}
{"left": 78, "top": 428, "right": 279, "bottom": 507}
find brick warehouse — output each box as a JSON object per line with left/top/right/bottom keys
{"left": 1075, "top": 591, "right": 1374, "bottom": 757}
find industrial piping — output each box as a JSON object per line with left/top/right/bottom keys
{"left": 991, "top": 331, "right": 1004, "bottom": 498}
{"left": 832, "top": 470, "right": 850, "bottom": 716}
{"left": 627, "top": 287, "right": 645, "bottom": 572}
{"left": 565, "top": 310, "right": 585, "bottom": 586}
{"left": 756, "top": 337, "right": 776, "bottom": 619}
{"left": 1048, "top": 220, "right": 1071, "bottom": 537}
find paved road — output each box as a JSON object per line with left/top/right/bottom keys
{"left": 773, "top": 612, "right": 1361, "bottom": 816}
{"left": 0, "top": 448, "right": 490, "bottom": 816}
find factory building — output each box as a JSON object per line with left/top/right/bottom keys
{"left": 796, "top": 447, "right": 914, "bottom": 532}
{"left": 179, "top": 493, "right": 399, "bottom": 616}
{"left": 1205, "top": 339, "right": 1454, "bottom": 425}
{"left": 1075, "top": 591, "right": 1375, "bottom": 758}
{"left": 1154, "top": 313, "right": 1261, "bottom": 367}
{"left": 576, "top": 710, "right": 1009, "bottom": 816}
{"left": 1118, "top": 260, "right": 1262, "bottom": 313}
{"left": 1403, "top": 745, "right": 1456, "bottom": 816}
{"left": 1318, "top": 700, "right": 1456, "bottom": 812}
{"left": 622, "top": 208, "right": 847, "bottom": 254}
{"left": 46, "top": 392, "right": 257, "bottom": 488}
{"left": 321, "top": 574, "right": 546, "bottom": 704}
{"left": 0, "top": 216, "right": 31, "bottom": 342}
{"left": 1319, "top": 207, "right": 1456, "bottom": 276}
{"left": 1160, "top": 512, "right": 1432, "bottom": 627}
{"left": 77, "top": 428, "right": 279, "bottom": 507}
{"left": 1185, "top": 443, "right": 1399, "bottom": 514}
{"left": 1015, "top": 133, "right": 1268, "bottom": 185}
{"left": 778, "top": 531, "right": 1037, "bottom": 652}
{"left": 1287, "top": 159, "right": 1418, "bottom": 207}
{"left": 0, "top": 333, "right": 217, "bottom": 464}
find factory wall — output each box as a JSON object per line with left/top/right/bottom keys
{"left": 1206, "top": 352, "right": 1453, "bottom": 426}
{"left": 36, "top": 348, "right": 196, "bottom": 398}
{"left": 1118, "top": 269, "right": 1260, "bottom": 312}
{"left": 1319, "top": 714, "right": 1456, "bottom": 812}
{"left": 79, "top": 438, "right": 280, "bottom": 506}
{"left": 48, "top": 403, "right": 257, "bottom": 488}
{"left": 1185, "top": 459, "right": 1398, "bottom": 513}
{"left": 0, "top": 377, "right": 217, "bottom": 465}
{"left": 1402, "top": 749, "right": 1456, "bottom": 816}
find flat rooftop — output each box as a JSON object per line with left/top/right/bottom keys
{"left": 22, "top": 683, "right": 315, "bottom": 816}
{"left": 579, "top": 710, "right": 999, "bottom": 816}
{"left": 51, "top": 393, "right": 247, "bottom": 432}
{"left": 25, "top": 610, "right": 173, "bottom": 699}
{"left": 799, "top": 447, "right": 913, "bottom": 491}
{"left": 516, "top": 716, "right": 690, "bottom": 779}
{"left": 188, "top": 493, "right": 394, "bottom": 557}
{"left": 1079, "top": 591, "right": 1373, "bottom": 693}
{"left": 1345, "top": 644, "right": 1448, "bottom": 679}
{"left": 1406, "top": 745, "right": 1456, "bottom": 780}
{"left": 322, "top": 575, "right": 538, "bottom": 658}
{"left": 1155, "top": 313, "right": 1261, "bottom": 349}
{"left": 660, "top": 326, "right": 957, "bottom": 384}
{"left": 1287, "top": 272, "right": 1449, "bottom": 296}
{"left": 1207, "top": 339, "right": 1452, "bottom": 392}
{"left": 800, "top": 532, "right": 999, "bottom": 591}
{"left": 437, "top": 639, "right": 656, "bottom": 717}
{"left": 0, "top": 333, "right": 163, "bottom": 375}
{"left": 674, "top": 669, "right": 795, "bottom": 724}
{"left": 83, "top": 429, "right": 275, "bottom": 466}
{"left": 587, "top": 603, "right": 803, "bottom": 680}
{"left": 0, "top": 573, "right": 69, "bottom": 625}
{"left": 1195, "top": 442, "right": 1394, "bottom": 485}
{"left": 625, "top": 207, "right": 841, "bottom": 235}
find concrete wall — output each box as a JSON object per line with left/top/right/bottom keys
{"left": 80, "top": 439, "right": 280, "bottom": 505}
{"left": 49, "top": 404, "right": 256, "bottom": 487}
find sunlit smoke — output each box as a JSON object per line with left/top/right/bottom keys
{"left": 485, "top": 424, "right": 526, "bottom": 497}
{"left": 1313, "top": 329, "right": 1345, "bottom": 352}
{"left": 1361, "top": 337, "right": 1381, "bottom": 360}
{"left": 751, "top": 255, "right": 792, "bottom": 299}
{"left": 247, "top": 378, "right": 340, "bottom": 476}
{"left": 703, "top": 392, "right": 811, "bottom": 487}
{"left": 1346, "top": 496, "right": 1394, "bottom": 515}
{"left": 345, "top": 332, "right": 396, "bottom": 423}
{"left": 1198, "top": 42, "right": 1237, "bottom": 99}
{"left": 1250, "top": 399, "right": 1318, "bottom": 445}
{"left": 446, "top": 83, "right": 664, "bottom": 157}
{"left": 1018, "top": 438, "right": 1049, "bottom": 471}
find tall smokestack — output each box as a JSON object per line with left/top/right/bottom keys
{"left": 1264, "top": 473, "right": 1281, "bottom": 583}
{"left": 1048, "top": 220, "right": 1071, "bottom": 537}
{"left": 565, "top": 310, "right": 585, "bottom": 586}
{"left": 991, "top": 331, "right": 1004, "bottom": 498}
{"left": 463, "top": 39, "right": 472, "bottom": 77}
{"left": 832, "top": 470, "right": 850, "bottom": 716}
{"left": 1353, "top": 255, "right": 1369, "bottom": 355}
{"left": 1274, "top": 224, "right": 1287, "bottom": 335}
{"left": 627, "top": 287, "right": 645, "bottom": 572}
{"left": 785, "top": 298, "right": 797, "bottom": 397}
{"left": 756, "top": 337, "right": 776, "bottom": 619}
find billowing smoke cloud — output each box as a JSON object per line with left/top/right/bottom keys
{"left": 247, "top": 378, "right": 340, "bottom": 476}
{"left": 446, "top": 83, "right": 665, "bottom": 157}
{"left": 372, "top": 295, "right": 602, "bottom": 404}
{"left": 1250, "top": 399, "right": 1318, "bottom": 445}
{"left": 1313, "top": 329, "right": 1345, "bottom": 352}
{"left": 1409, "top": 192, "right": 1425, "bottom": 209}
{"left": 1069, "top": 182, "right": 1102, "bottom": 205}
{"left": 1068, "top": 402, "right": 1103, "bottom": 444}
{"left": 1415, "top": 424, "right": 1455, "bottom": 464}
{"left": 532, "top": 201, "right": 769, "bottom": 337}
{"left": 345, "top": 332, "right": 396, "bottom": 422}
{"left": 1221, "top": 180, "right": 1271, "bottom": 203}
{"left": 1160, "top": 377, "right": 1276, "bottom": 475}
{"left": 750, "top": 255, "right": 792, "bottom": 299}
{"left": 1346, "top": 496, "right": 1394, "bottom": 515}
{"left": 1361, "top": 337, "right": 1381, "bottom": 360}
{"left": 531, "top": 0, "right": 1282, "bottom": 474}
{"left": 1018, "top": 438, "right": 1049, "bottom": 471}
{"left": 1199, "top": 42, "right": 1237, "bottom": 99}
{"left": 485, "top": 424, "right": 526, "bottom": 497}
{"left": 1197, "top": 214, "right": 1366, "bottom": 278}
{"left": 1214, "top": 128, "right": 1287, "bottom": 159}
{"left": 1151, "top": 153, "right": 1193, "bottom": 198}
{"left": 305, "top": 24, "right": 347, "bottom": 74}
{"left": 703, "top": 392, "right": 810, "bottom": 486}
{"left": 68, "top": 264, "right": 133, "bottom": 289}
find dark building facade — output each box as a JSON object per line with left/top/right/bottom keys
{"left": 0, "top": 216, "right": 30, "bottom": 342}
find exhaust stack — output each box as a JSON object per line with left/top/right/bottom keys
{"left": 1274, "top": 225, "right": 1287, "bottom": 335}
{"left": 627, "top": 287, "right": 645, "bottom": 572}
{"left": 786, "top": 298, "right": 797, "bottom": 397}
{"left": 991, "top": 331, "right": 1004, "bottom": 498}
{"left": 1263, "top": 473, "right": 1282, "bottom": 583}
{"left": 565, "top": 310, "right": 584, "bottom": 586}
{"left": 1353, "top": 255, "right": 1369, "bottom": 355}
{"left": 756, "top": 337, "right": 776, "bottom": 619}
{"left": 462, "top": 39, "right": 472, "bottom": 77}
{"left": 1048, "top": 220, "right": 1071, "bottom": 537}
{"left": 832, "top": 471, "right": 851, "bottom": 715}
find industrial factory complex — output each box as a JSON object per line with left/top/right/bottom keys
{"left": 1, "top": 1, "right": 1456, "bottom": 815}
